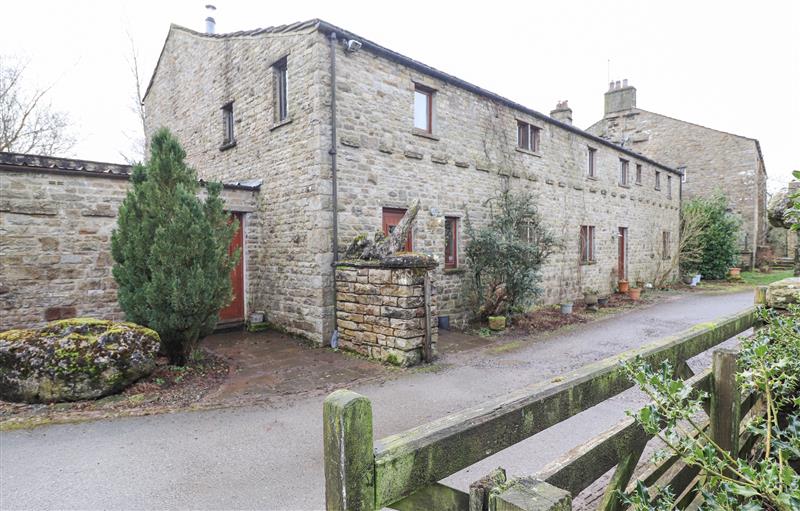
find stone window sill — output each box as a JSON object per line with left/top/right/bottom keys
{"left": 443, "top": 267, "right": 465, "bottom": 274}
{"left": 412, "top": 128, "right": 439, "bottom": 141}
{"left": 219, "top": 140, "right": 237, "bottom": 152}
{"left": 515, "top": 147, "right": 541, "bottom": 158}
{"left": 271, "top": 117, "right": 293, "bottom": 131}
{"left": 635, "top": 182, "right": 642, "bottom": 186}
{"left": 618, "top": 183, "right": 631, "bottom": 189}
{"left": 580, "top": 260, "right": 597, "bottom": 266}
{"left": 586, "top": 175, "right": 598, "bottom": 181}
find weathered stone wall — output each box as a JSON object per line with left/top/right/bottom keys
{"left": 330, "top": 43, "right": 681, "bottom": 326}
{"left": 144, "top": 25, "right": 334, "bottom": 344}
{"left": 586, "top": 93, "right": 768, "bottom": 259}
{"left": 335, "top": 259, "right": 437, "bottom": 366}
{"left": 0, "top": 168, "right": 257, "bottom": 331}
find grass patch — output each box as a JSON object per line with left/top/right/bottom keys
{"left": 740, "top": 270, "right": 793, "bottom": 286}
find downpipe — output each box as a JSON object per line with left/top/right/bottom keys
{"left": 329, "top": 31, "right": 340, "bottom": 349}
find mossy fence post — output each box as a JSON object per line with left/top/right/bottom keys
{"left": 323, "top": 389, "right": 375, "bottom": 511}
{"left": 710, "top": 349, "right": 741, "bottom": 460}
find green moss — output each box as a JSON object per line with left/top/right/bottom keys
{"left": 385, "top": 351, "right": 405, "bottom": 367}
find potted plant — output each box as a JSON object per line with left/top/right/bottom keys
{"left": 729, "top": 267, "right": 741, "bottom": 278}
{"left": 560, "top": 302, "right": 573, "bottom": 314}
{"left": 635, "top": 275, "right": 645, "bottom": 290}
{"left": 618, "top": 279, "right": 629, "bottom": 293}
{"left": 628, "top": 286, "right": 641, "bottom": 301}
{"left": 597, "top": 295, "right": 609, "bottom": 306}
{"left": 583, "top": 288, "right": 599, "bottom": 306}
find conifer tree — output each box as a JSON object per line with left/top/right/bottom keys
{"left": 112, "top": 128, "right": 237, "bottom": 364}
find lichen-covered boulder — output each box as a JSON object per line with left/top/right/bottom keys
{"left": 0, "top": 318, "right": 160, "bottom": 403}
{"left": 766, "top": 277, "right": 800, "bottom": 310}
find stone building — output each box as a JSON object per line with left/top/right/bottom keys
{"left": 587, "top": 81, "right": 768, "bottom": 267}
{"left": 141, "top": 19, "right": 682, "bottom": 347}
{"left": 0, "top": 152, "right": 258, "bottom": 332}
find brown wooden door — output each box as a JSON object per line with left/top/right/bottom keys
{"left": 382, "top": 208, "right": 413, "bottom": 252}
{"left": 618, "top": 227, "right": 627, "bottom": 280}
{"left": 219, "top": 212, "right": 245, "bottom": 323}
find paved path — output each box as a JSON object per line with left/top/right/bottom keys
{"left": 0, "top": 291, "right": 755, "bottom": 510}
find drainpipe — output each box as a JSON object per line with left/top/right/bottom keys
{"left": 329, "top": 31, "right": 340, "bottom": 347}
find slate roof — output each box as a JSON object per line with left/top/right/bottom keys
{"left": 152, "top": 19, "right": 681, "bottom": 175}
{"left": 0, "top": 152, "right": 261, "bottom": 191}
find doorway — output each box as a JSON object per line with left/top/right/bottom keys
{"left": 219, "top": 212, "right": 245, "bottom": 324}
{"left": 618, "top": 227, "right": 628, "bottom": 281}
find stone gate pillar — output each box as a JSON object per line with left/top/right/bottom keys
{"left": 335, "top": 255, "right": 437, "bottom": 366}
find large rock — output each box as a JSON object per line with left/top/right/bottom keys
{"left": 766, "top": 277, "right": 800, "bottom": 310}
{"left": 0, "top": 318, "right": 160, "bottom": 403}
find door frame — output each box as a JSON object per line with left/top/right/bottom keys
{"left": 618, "top": 227, "right": 628, "bottom": 281}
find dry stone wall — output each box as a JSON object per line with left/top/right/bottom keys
{"left": 335, "top": 257, "right": 437, "bottom": 366}
{"left": 0, "top": 168, "right": 257, "bottom": 332}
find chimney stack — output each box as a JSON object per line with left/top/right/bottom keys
{"left": 604, "top": 78, "right": 636, "bottom": 115}
{"left": 550, "top": 100, "right": 573, "bottom": 125}
{"left": 205, "top": 4, "right": 216, "bottom": 34}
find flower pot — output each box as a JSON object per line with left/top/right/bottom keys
{"left": 597, "top": 296, "right": 609, "bottom": 306}
{"left": 729, "top": 267, "right": 741, "bottom": 277}
{"left": 584, "top": 293, "right": 598, "bottom": 306}
{"left": 560, "top": 303, "right": 573, "bottom": 314}
{"left": 628, "top": 288, "right": 641, "bottom": 301}
{"left": 682, "top": 275, "right": 693, "bottom": 285}
{"left": 438, "top": 315, "right": 450, "bottom": 330}
{"left": 488, "top": 316, "right": 506, "bottom": 331}
{"left": 618, "top": 280, "right": 629, "bottom": 293}
{"left": 249, "top": 311, "right": 265, "bottom": 324}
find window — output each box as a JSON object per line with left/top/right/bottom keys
{"left": 619, "top": 159, "right": 629, "bottom": 186}
{"left": 580, "top": 225, "right": 595, "bottom": 263}
{"left": 679, "top": 166, "right": 687, "bottom": 183}
{"left": 587, "top": 147, "right": 596, "bottom": 177}
{"left": 273, "top": 57, "right": 288, "bottom": 123}
{"left": 655, "top": 171, "right": 661, "bottom": 190}
{"left": 667, "top": 175, "right": 672, "bottom": 199}
{"left": 662, "top": 231, "right": 671, "bottom": 260}
{"left": 222, "top": 102, "right": 234, "bottom": 146}
{"left": 413, "top": 84, "right": 433, "bottom": 133}
{"left": 517, "top": 121, "right": 540, "bottom": 152}
{"left": 635, "top": 164, "right": 642, "bottom": 185}
{"left": 382, "top": 208, "right": 412, "bottom": 252}
{"left": 444, "top": 217, "right": 458, "bottom": 268}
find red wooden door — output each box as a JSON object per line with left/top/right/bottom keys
{"left": 382, "top": 208, "right": 413, "bottom": 252}
{"left": 618, "top": 227, "right": 627, "bottom": 280}
{"left": 219, "top": 213, "right": 245, "bottom": 323}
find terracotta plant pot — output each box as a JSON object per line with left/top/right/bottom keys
{"left": 628, "top": 288, "right": 641, "bottom": 301}
{"left": 729, "top": 267, "right": 741, "bottom": 277}
{"left": 618, "top": 280, "right": 629, "bottom": 293}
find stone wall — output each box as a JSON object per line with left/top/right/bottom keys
{"left": 0, "top": 167, "right": 258, "bottom": 331}
{"left": 587, "top": 86, "right": 768, "bottom": 261}
{"left": 335, "top": 257, "right": 437, "bottom": 366}
{"left": 144, "top": 24, "right": 335, "bottom": 345}
{"left": 330, "top": 41, "right": 682, "bottom": 327}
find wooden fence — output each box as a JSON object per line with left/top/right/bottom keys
{"left": 323, "top": 296, "right": 764, "bottom": 510}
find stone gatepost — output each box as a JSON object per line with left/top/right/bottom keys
{"left": 335, "top": 255, "right": 437, "bottom": 366}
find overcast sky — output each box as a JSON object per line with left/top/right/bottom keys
{"left": 3, "top": 0, "right": 798, "bottom": 191}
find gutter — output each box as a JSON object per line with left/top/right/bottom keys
{"left": 329, "top": 30, "right": 340, "bottom": 347}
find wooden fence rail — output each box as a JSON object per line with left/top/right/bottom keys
{"left": 324, "top": 300, "right": 762, "bottom": 511}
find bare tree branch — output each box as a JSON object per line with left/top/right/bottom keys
{"left": 0, "top": 55, "right": 75, "bottom": 155}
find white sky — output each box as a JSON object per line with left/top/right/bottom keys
{"left": 3, "top": 0, "right": 798, "bottom": 192}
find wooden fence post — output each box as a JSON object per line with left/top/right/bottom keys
{"left": 490, "top": 478, "right": 571, "bottom": 510}
{"left": 710, "top": 349, "right": 741, "bottom": 458}
{"left": 324, "top": 390, "right": 375, "bottom": 511}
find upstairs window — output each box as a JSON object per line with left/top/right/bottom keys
{"left": 587, "top": 147, "right": 596, "bottom": 177}
{"left": 580, "top": 225, "right": 596, "bottom": 263}
{"left": 221, "top": 102, "right": 235, "bottom": 146}
{"left": 619, "top": 159, "right": 629, "bottom": 186}
{"left": 413, "top": 84, "right": 434, "bottom": 133}
{"left": 667, "top": 175, "right": 672, "bottom": 199}
{"left": 635, "top": 164, "right": 642, "bottom": 185}
{"left": 444, "top": 217, "right": 458, "bottom": 268}
{"left": 517, "top": 121, "right": 540, "bottom": 152}
{"left": 655, "top": 171, "right": 661, "bottom": 190}
{"left": 662, "top": 231, "right": 671, "bottom": 259}
{"left": 679, "top": 166, "right": 687, "bottom": 183}
{"left": 382, "top": 208, "right": 412, "bottom": 252}
{"left": 273, "top": 57, "right": 288, "bottom": 123}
